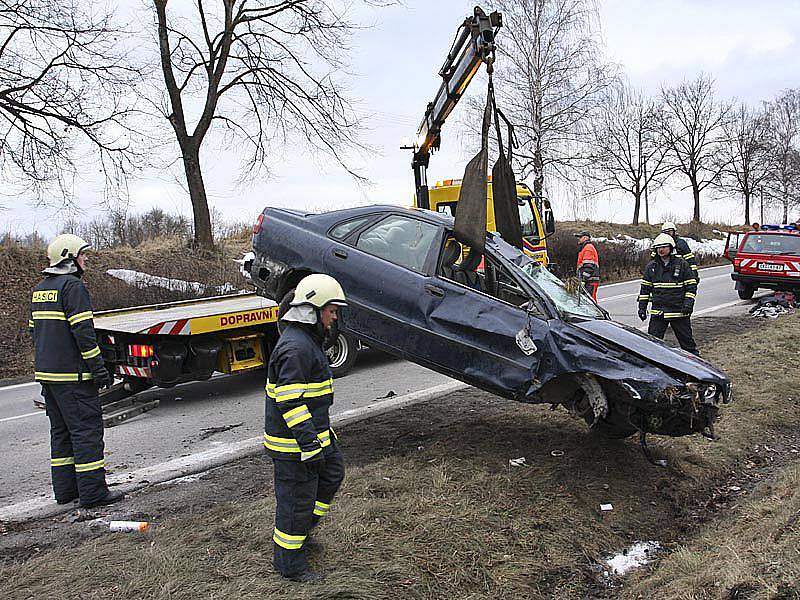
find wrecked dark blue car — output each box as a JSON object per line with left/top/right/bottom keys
{"left": 250, "top": 205, "right": 731, "bottom": 441}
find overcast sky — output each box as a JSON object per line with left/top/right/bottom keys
{"left": 4, "top": 0, "right": 800, "bottom": 237}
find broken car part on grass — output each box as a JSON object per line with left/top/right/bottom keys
{"left": 250, "top": 205, "right": 731, "bottom": 446}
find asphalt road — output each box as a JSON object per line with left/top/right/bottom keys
{"left": 0, "top": 264, "right": 752, "bottom": 511}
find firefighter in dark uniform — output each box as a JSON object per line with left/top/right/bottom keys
{"left": 652, "top": 222, "right": 699, "bottom": 281}
{"left": 264, "top": 274, "right": 347, "bottom": 582}
{"left": 574, "top": 230, "right": 601, "bottom": 301}
{"left": 29, "top": 234, "right": 124, "bottom": 508}
{"left": 638, "top": 233, "right": 700, "bottom": 355}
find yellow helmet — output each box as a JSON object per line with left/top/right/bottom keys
{"left": 661, "top": 221, "right": 677, "bottom": 233}
{"left": 291, "top": 274, "right": 347, "bottom": 309}
{"left": 652, "top": 233, "right": 675, "bottom": 250}
{"left": 47, "top": 234, "right": 90, "bottom": 267}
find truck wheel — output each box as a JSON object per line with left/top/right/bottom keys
{"left": 737, "top": 285, "right": 755, "bottom": 300}
{"left": 326, "top": 331, "right": 358, "bottom": 377}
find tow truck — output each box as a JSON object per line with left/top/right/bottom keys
{"left": 724, "top": 224, "right": 800, "bottom": 298}
{"left": 407, "top": 7, "right": 556, "bottom": 264}
{"left": 41, "top": 289, "right": 354, "bottom": 427}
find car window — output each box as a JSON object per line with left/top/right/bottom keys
{"left": 330, "top": 216, "right": 372, "bottom": 240}
{"left": 741, "top": 233, "right": 800, "bottom": 255}
{"left": 355, "top": 215, "right": 439, "bottom": 272}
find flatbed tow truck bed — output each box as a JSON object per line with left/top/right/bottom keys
{"left": 92, "top": 293, "right": 280, "bottom": 427}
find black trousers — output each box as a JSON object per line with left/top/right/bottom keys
{"left": 648, "top": 315, "right": 699, "bottom": 355}
{"left": 42, "top": 383, "right": 109, "bottom": 505}
{"left": 272, "top": 446, "right": 345, "bottom": 577}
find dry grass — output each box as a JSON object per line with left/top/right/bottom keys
{"left": 2, "top": 315, "right": 800, "bottom": 598}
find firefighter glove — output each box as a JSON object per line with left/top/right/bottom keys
{"left": 683, "top": 303, "right": 694, "bottom": 315}
{"left": 638, "top": 308, "right": 648, "bottom": 321}
{"left": 91, "top": 366, "right": 112, "bottom": 389}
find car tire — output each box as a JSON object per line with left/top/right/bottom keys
{"left": 737, "top": 285, "right": 755, "bottom": 300}
{"left": 325, "top": 331, "right": 358, "bottom": 377}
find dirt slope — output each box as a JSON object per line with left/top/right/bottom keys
{"left": 1, "top": 314, "right": 798, "bottom": 599}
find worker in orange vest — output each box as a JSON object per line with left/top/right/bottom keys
{"left": 574, "top": 230, "right": 600, "bottom": 301}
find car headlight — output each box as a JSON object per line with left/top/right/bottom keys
{"left": 703, "top": 384, "right": 717, "bottom": 401}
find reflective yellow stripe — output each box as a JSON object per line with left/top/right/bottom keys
{"left": 283, "top": 405, "right": 312, "bottom": 428}
{"left": 637, "top": 295, "right": 651, "bottom": 301}
{"left": 313, "top": 500, "right": 331, "bottom": 517}
{"left": 683, "top": 253, "right": 695, "bottom": 259}
{"left": 34, "top": 372, "right": 93, "bottom": 382}
{"left": 266, "top": 378, "right": 334, "bottom": 402}
{"left": 81, "top": 346, "right": 101, "bottom": 360}
{"left": 263, "top": 430, "right": 333, "bottom": 453}
{"left": 273, "top": 527, "right": 306, "bottom": 550}
{"left": 685, "top": 293, "right": 697, "bottom": 299}
{"left": 653, "top": 282, "right": 683, "bottom": 288}
{"left": 301, "top": 447, "right": 322, "bottom": 461}
{"left": 31, "top": 310, "right": 67, "bottom": 320}
{"left": 663, "top": 312, "right": 686, "bottom": 319}
{"left": 68, "top": 311, "right": 93, "bottom": 325}
{"left": 640, "top": 280, "right": 653, "bottom": 287}
{"left": 74, "top": 458, "right": 105, "bottom": 473}
{"left": 682, "top": 279, "right": 698, "bottom": 286}
{"left": 28, "top": 320, "right": 34, "bottom": 328}
{"left": 50, "top": 456, "right": 75, "bottom": 467}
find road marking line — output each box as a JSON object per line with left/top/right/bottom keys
{"left": 0, "top": 411, "right": 44, "bottom": 424}
{"left": 0, "top": 380, "right": 467, "bottom": 521}
{"left": 599, "top": 264, "right": 730, "bottom": 290}
{"left": 0, "top": 381, "right": 41, "bottom": 392}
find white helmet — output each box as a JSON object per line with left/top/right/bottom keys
{"left": 652, "top": 233, "right": 675, "bottom": 250}
{"left": 291, "top": 274, "right": 347, "bottom": 309}
{"left": 47, "top": 233, "right": 90, "bottom": 267}
{"left": 661, "top": 222, "right": 677, "bottom": 233}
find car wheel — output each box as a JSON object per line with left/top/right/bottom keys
{"left": 737, "top": 285, "right": 755, "bottom": 300}
{"left": 325, "top": 331, "right": 358, "bottom": 377}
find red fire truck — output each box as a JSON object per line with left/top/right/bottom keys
{"left": 724, "top": 224, "right": 800, "bottom": 299}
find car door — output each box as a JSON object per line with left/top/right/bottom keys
{"left": 324, "top": 213, "right": 441, "bottom": 355}
{"left": 416, "top": 236, "right": 547, "bottom": 399}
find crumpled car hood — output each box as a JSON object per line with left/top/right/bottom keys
{"left": 572, "top": 319, "right": 727, "bottom": 383}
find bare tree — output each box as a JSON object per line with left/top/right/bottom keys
{"left": 489, "top": 0, "right": 617, "bottom": 203}
{"left": 0, "top": 0, "right": 144, "bottom": 206}
{"left": 765, "top": 89, "right": 800, "bottom": 223}
{"left": 589, "top": 84, "right": 671, "bottom": 224}
{"left": 661, "top": 74, "right": 730, "bottom": 222}
{"left": 152, "top": 0, "right": 378, "bottom": 249}
{"left": 713, "top": 103, "right": 771, "bottom": 225}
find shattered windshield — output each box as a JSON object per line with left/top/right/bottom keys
{"left": 519, "top": 261, "right": 605, "bottom": 319}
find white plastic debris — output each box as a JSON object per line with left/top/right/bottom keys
{"left": 606, "top": 541, "right": 662, "bottom": 576}
{"left": 600, "top": 503, "right": 614, "bottom": 511}
{"left": 509, "top": 457, "right": 527, "bottom": 467}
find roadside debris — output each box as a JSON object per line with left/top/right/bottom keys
{"left": 550, "top": 450, "right": 564, "bottom": 457}
{"left": 90, "top": 519, "right": 154, "bottom": 533}
{"left": 376, "top": 390, "right": 396, "bottom": 399}
{"left": 600, "top": 503, "right": 614, "bottom": 512}
{"left": 508, "top": 457, "right": 528, "bottom": 467}
{"left": 749, "top": 293, "right": 796, "bottom": 319}
{"left": 199, "top": 422, "right": 244, "bottom": 440}
{"left": 604, "top": 540, "right": 662, "bottom": 576}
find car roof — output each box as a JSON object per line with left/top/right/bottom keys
{"left": 306, "top": 204, "right": 455, "bottom": 227}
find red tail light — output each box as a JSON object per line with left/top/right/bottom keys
{"left": 128, "top": 344, "right": 154, "bottom": 358}
{"left": 253, "top": 213, "right": 265, "bottom": 235}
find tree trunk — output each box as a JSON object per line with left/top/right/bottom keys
{"left": 181, "top": 145, "right": 214, "bottom": 249}
{"left": 743, "top": 191, "right": 750, "bottom": 225}
{"left": 783, "top": 197, "right": 789, "bottom": 224}
{"left": 632, "top": 190, "right": 641, "bottom": 225}
{"left": 692, "top": 182, "right": 701, "bottom": 222}
{"left": 533, "top": 147, "right": 544, "bottom": 205}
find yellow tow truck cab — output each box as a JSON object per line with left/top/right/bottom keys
{"left": 422, "top": 178, "right": 554, "bottom": 266}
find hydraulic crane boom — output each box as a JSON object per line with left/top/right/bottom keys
{"left": 408, "top": 6, "right": 501, "bottom": 210}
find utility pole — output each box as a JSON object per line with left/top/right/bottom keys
{"left": 760, "top": 186, "right": 764, "bottom": 224}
